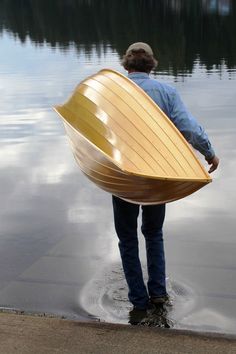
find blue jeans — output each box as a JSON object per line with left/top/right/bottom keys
{"left": 112, "top": 196, "right": 167, "bottom": 309}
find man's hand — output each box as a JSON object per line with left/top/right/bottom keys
{"left": 205, "top": 155, "right": 219, "bottom": 173}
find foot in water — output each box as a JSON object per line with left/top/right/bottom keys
{"left": 128, "top": 304, "right": 153, "bottom": 325}
{"left": 129, "top": 297, "right": 173, "bottom": 327}
{"left": 150, "top": 294, "right": 172, "bottom": 307}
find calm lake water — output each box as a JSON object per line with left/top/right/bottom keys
{"left": 1, "top": 0, "right": 236, "bottom": 333}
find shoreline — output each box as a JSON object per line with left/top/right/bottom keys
{"left": 1, "top": 306, "right": 236, "bottom": 339}
{"left": 1, "top": 310, "right": 236, "bottom": 354}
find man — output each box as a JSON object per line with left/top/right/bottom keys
{"left": 112, "top": 42, "right": 219, "bottom": 316}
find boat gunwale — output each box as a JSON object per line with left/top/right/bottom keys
{"left": 79, "top": 163, "right": 207, "bottom": 196}
{"left": 83, "top": 172, "right": 204, "bottom": 205}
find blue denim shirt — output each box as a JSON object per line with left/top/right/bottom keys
{"left": 128, "top": 72, "right": 215, "bottom": 160}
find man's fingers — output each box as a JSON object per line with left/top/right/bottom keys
{"left": 206, "top": 155, "right": 219, "bottom": 174}
{"left": 208, "top": 164, "right": 216, "bottom": 173}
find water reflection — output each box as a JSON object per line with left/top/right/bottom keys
{"left": 170, "top": 0, "right": 232, "bottom": 15}
{"left": 0, "top": 0, "right": 236, "bottom": 335}
{"left": 202, "top": 0, "right": 231, "bottom": 15}
{"left": 0, "top": 0, "right": 236, "bottom": 76}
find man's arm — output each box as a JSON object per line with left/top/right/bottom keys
{"left": 169, "top": 89, "right": 219, "bottom": 173}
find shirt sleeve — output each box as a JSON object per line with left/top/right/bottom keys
{"left": 169, "top": 88, "right": 215, "bottom": 160}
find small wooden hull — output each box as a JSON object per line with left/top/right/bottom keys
{"left": 54, "top": 69, "right": 211, "bottom": 205}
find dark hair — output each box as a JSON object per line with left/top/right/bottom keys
{"left": 121, "top": 49, "right": 158, "bottom": 73}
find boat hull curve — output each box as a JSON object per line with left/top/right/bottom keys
{"left": 54, "top": 69, "right": 211, "bottom": 205}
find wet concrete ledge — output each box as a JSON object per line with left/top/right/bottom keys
{"left": 1, "top": 311, "right": 236, "bottom": 354}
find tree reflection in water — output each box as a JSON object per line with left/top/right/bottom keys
{"left": 0, "top": 0, "right": 235, "bottom": 76}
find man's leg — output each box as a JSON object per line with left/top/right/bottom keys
{"left": 141, "top": 204, "right": 167, "bottom": 298}
{"left": 112, "top": 196, "right": 149, "bottom": 309}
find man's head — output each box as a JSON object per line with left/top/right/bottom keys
{"left": 122, "top": 42, "right": 158, "bottom": 73}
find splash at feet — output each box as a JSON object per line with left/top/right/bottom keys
{"left": 79, "top": 262, "right": 196, "bottom": 328}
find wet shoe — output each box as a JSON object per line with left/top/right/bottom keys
{"left": 128, "top": 302, "right": 155, "bottom": 325}
{"left": 150, "top": 294, "right": 171, "bottom": 306}
{"left": 146, "top": 305, "right": 173, "bottom": 329}
{"left": 128, "top": 307, "right": 147, "bottom": 325}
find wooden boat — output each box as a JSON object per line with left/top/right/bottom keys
{"left": 54, "top": 69, "right": 211, "bottom": 205}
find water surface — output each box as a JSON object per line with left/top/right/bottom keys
{"left": 0, "top": 0, "right": 236, "bottom": 333}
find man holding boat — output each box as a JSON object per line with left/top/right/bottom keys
{"left": 112, "top": 42, "right": 219, "bottom": 320}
